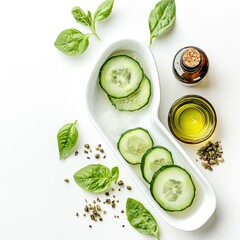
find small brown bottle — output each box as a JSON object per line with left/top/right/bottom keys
{"left": 172, "top": 46, "right": 209, "bottom": 86}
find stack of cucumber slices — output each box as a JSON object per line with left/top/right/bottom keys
{"left": 99, "top": 55, "right": 151, "bottom": 111}
{"left": 117, "top": 127, "right": 196, "bottom": 212}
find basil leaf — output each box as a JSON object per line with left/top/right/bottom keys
{"left": 126, "top": 198, "right": 160, "bottom": 240}
{"left": 71, "top": 7, "right": 91, "bottom": 26}
{"left": 73, "top": 164, "right": 119, "bottom": 193}
{"left": 149, "top": 0, "right": 176, "bottom": 45}
{"left": 57, "top": 120, "right": 78, "bottom": 160}
{"left": 94, "top": 0, "right": 114, "bottom": 22}
{"left": 87, "top": 11, "right": 93, "bottom": 26}
{"left": 111, "top": 166, "right": 119, "bottom": 183}
{"left": 54, "top": 29, "right": 89, "bottom": 56}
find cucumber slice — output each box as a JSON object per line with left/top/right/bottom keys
{"left": 141, "top": 146, "right": 174, "bottom": 183}
{"left": 108, "top": 75, "right": 151, "bottom": 112}
{"left": 117, "top": 128, "right": 154, "bottom": 165}
{"left": 150, "top": 165, "right": 196, "bottom": 212}
{"left": 99, "top": 55, "right": 144, "bottom": 98}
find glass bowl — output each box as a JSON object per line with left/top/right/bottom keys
{"left": 168, "top": 95, "right": 217, "bottom": 144}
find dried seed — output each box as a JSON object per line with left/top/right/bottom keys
{"left": 219, "top": 158, "right": 225, "bottom": 163}
{"left": 103, "top": 210, "right": 107, "bottom": 215}
{"left": 84, "top": 144, "right": 90, "bottom": 149}
{"left": 64, "top": 178, "right": 69, "bottom": 183}
{"left": 95, "top": 146, "right": 100, "bottom": 151}
{"left": 94, "top": 154, "right": 100, "bottom": 159}
{"left": 111, "top": 202, "right": 116, "bottom": 208}
{"left": 127, "top": 186, "right": 132, "bottom": 190}
{"left": 76, "top": 212, "right": 79, "bottom": 217}
{"left": 99, "top": 217, "right": 103, "bottom": 221}
{"left": 100, "top": 149, "right": 104, "bottom": 153}
{"left": 97, "top": 205, "right": 101, "bottom": 211}
{"left": 74, "top": 151, "right": 79, "bottom": 156}
{"left": 105, "top": 192, "right": 109, "bottom": 196}
{"left": 89, "top": 225, "right": 92, "bottom": 228}
{"left": 84, "top": 150, "right": 88, "bottom": 154}
{"left": 84, "top": 205, "right": 89, "bottom": 212}
{"left": 118, "top": 180, "right": 124, "bottom": 186}
{"left": 90, "top": 214, "right": 96, "bottom": 221}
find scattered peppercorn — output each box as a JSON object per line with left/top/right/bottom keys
{"left": 121, "top": 210, "right": 124, "bottom": 213}
{"left": 127, "top": 186, "right": 132, "bottom": 190}
{"left": 105, "top": 192, "right": 109, "bottom": 196}
{"left": 95, "top": 146, "right": 100, "bottom": 151}
{"left": 76, "top": 212, "right": 79, "bottom": 217}
{"left": 197, "top": 141, "right": 224, "bottom": 171}
{"left": 122, "top": 225, "right": 125, "bottom": 228}
{"left": 84, "top": 144, "right": 90, "bottom": 149}
{"left": 89, "top": 225, "right": 92, "bottom": 228}
{"left": 64, "top": 178, "right": 69, "bottom": 183}
{"left": 118, "top": 180, "right": 124, "bottom": 186}
{"left": 94, "top": 154, "right": 100, "bottom": 159}
{"left": 99, "top": 217, "right": 103, "bottom": 221}
{"left": 84, "top": 205, "right": 89, "bottom": 212}
{"left": 103, "top": 155, "right": 106, "bottom": 159}
{"left": 75, "top": 151, "right": 79, "bottom": 156}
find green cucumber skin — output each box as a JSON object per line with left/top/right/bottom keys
{"left": 99, "top": 55, "right": 144, "bottom": 99}
{"left": 117, "top": 127, "right": 154, "bottom": 165}
{"left": 108, "top": 75, "right": 151, "bottom": 112}
{"left": 140, "top": 146, "right": 174, "bottom": 184}
{"left": 150, "top": 165, "right": 196, "bottom": 212}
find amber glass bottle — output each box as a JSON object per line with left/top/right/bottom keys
{"left": 172, "top": 46, "right": 209, "bottom": 86}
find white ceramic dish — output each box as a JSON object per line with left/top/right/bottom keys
{"left": 86, "top": 39, "right": 216, "bottom": 231}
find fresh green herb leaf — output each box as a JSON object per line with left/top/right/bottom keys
{"left": 54, "top": 29, "right": 90, "bottom": 56}
{"left": 126, "top": 198, "right": 160, "bottom": 240}
{"left": 149, "top": 0, "right": 176, "bottom": 46}
{"left": 94, "top": 0, "right": 114, "bottom": 22}
{"left": 111, "top": 166, "right": 119, "bottom": 183}
{"left": 57, "top": 120, "right": 78, "bottom": 160}
{"left": 87, "top": 11, "right": 93, "bottom": 25}
{"left": 71, "top": 7, "right": 91, "bottom": 26}
{"left": 73, "top": 164, "right": 119, "bottom": 193}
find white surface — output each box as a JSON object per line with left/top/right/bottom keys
{"left": 0, "top": 0, "right": 239, "bottom": 239}
{"left": 86, "top": 39, "right": 216, "bottom": 231}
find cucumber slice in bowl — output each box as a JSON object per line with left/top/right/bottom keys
{"left": 150, "top": 165, "right": 196, "bottom": 212}
{"left": 108, "top": 75, "right": 151, "bottom": 112}
{"left": 117, "top": 127, "right": 154, "bottom": 165}
{"left": 141, "top": 146, "right": 174, "bottom": 183}
{"left": 99, "top": 55, "right": 144, "bottom": 98}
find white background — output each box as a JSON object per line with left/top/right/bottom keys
{"left": 1, "top": 0, "right": 240, "bottom": 239}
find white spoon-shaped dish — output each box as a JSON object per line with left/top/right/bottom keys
{"left": 86, "top": 39, "right": 216, "bottom": 231}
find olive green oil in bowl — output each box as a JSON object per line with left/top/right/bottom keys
{"left": 168, "top": 95, "right": 217, "bottom": 144}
